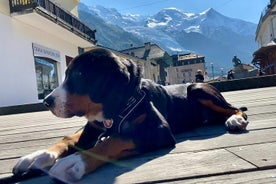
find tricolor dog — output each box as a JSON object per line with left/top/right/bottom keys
{"left": 13, "top": 48, "right": 249, "bottom": 182}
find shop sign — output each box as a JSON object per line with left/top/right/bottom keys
{"left": 32, "top": 43, "right": 60, "bottom": 61}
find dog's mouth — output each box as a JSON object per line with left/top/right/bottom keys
{"left": 50, "top": 108, "right": 75, "bottom": 118}
{"left": 47, "top": 102, "right": 82, "bottom": 118}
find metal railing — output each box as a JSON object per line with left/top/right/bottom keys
{"left": 9, "top": 0, "right": 96, "bottom": 43}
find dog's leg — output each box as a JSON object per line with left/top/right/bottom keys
{"left": 188, "top": 83, "right": 249, "bottom": 131}
{"left": 13, "top": 122, "right": 103, "bottom": 176}
{"left": 48, "top": 136, "right": 137, "bottom": 181}
{"left": 12, "top": 130, "right": 83, "bottom": 176}
{"left": 198, "top": 99, "right": 248, "bottom": 130}
{"left": 48, "top": 102, "right": 176, "bottom": 182}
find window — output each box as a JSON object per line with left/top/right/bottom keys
{"left": 34, "top": 57, "right": 58, "bottom": 99}
{"left": 66, "top": 55, "right": 74, "bottom": 66}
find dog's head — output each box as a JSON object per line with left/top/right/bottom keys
{"left": 43, "top": 48, "right": 141, "bottom": 121}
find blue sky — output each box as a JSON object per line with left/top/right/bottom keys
{"left": 80, "top": 0, "right": 269, "bottom": 24}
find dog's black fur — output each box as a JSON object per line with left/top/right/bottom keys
{"left": 47, "top": 48, "right": 244, "bottom": 154}
{"left": 12, "top": 48, "right": 249, "bottom": 182}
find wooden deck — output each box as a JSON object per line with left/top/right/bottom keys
{"left": 0, "top": 86, "right": 276, "bottom": 184}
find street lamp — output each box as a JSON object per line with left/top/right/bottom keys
{"left": 211, "top": 63, "right": 214, "bottom": 80}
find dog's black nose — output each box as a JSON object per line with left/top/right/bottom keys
{"left": 43, "top": 95, "right": 55, "bottom": 108}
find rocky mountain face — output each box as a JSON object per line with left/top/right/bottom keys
{"left": 78, "top": 3, "right": 258, "bottom": 71}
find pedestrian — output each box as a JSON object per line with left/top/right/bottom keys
{"left": 258, "top": 69, "right": 264, "bottom": 76}
{"left": 204, "top": 71, "right": 209, "bottom": 82}
{"left": 227, "top": 70, "right": 234, "bottom": 80}
{"left": 195, "top": 69, "right": 204, "bottom": 82}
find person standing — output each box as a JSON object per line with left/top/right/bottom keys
{"left": 195, "top": 69, "right": 204, "bottom": 82}
{"left": 227, "top": 70, "right": 235, "bottom": 80}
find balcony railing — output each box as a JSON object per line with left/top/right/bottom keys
{"left": 9, "top": 0, "right": 96, "bottom": 44}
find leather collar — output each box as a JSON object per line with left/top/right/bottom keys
{"left": 97, "top": 88, "right": 146, "bottom": 133}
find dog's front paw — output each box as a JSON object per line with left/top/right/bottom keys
{"left": 225, "top": 114, "right": 249, "bottom": 131}
{"left": 13, "top": 149, "right": 58, "bottom": 176}
{"left": 49, "top": 153, "right": 86, "bottom": 182}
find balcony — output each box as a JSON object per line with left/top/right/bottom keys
{"left": 9, "top": 0, "right": 96, "bottom": 45}
{"left": 256, "top": 1, "right": 276, "bottom": 38}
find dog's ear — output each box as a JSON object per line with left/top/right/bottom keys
{"left": 87, "top": 50, "right": 131, "bottom": 104}
{"left": 114, "top": 57, "right": 131, "bottom": 85}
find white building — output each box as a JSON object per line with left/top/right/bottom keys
{"left": 252, "top": 0, "right": 276, "bottom": 75}
{"left": 0, "top": 0, "right": 96, "bottom": 108}
{"left": 167, "top": 53, "right": 206, "bottom": 84}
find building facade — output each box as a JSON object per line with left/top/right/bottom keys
{"left": 167, "top": 53, "right": 206, "bottom": 84}
{"left": 121, "top": 42, "right": 172, "bottom": 84}
{"left": 253, "top": 0, "right": 276, "bottom": 75}
{"left": 84, "top": 46, "right": 146, "bottom": 73}
{"left": 0, "top": 0, "right": 96, "bottom": 107}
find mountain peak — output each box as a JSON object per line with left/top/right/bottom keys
{"left": 160, "top": 7, "right": 195, "bottom": 18}
{"left": 163, "top": 7, "right": 180, "bottom": 11}
{"left": 201, "top": 8, "right": 214, "bottom": 14}
{"left": 200, "top": 8, "right": 222, "bottom": 17}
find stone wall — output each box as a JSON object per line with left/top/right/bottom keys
{"left": 209, "top": 74, "right": 276, "bottom": 92}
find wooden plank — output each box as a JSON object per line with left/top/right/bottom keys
{"left": 0, "top": 138, "right": 60, "bottom": 160}
{"left": 164, "top": 169, "right": 276, "bottom": 184}
{"left": 0, "top": 159, "right": 17, "bottom": 175}
{"left": 0, "top": 123, "right": 83, "bottom": 136}
{"left": 2, "top": 123, "right": 275, "bottom": 161}
{"left": 227, "top": 142, "right": 276, "bottom": 168}
{"left": 247, "top": 117, "right": 276, "bottom": 130}
{"left": 0, "top": 112, "right": 86, "bottom": 131}
{"left": 174, "top": 128, "right": 276, "bottom": 154}
{"left": 0, "top": 126, "right": 82, "bottom": 144}
{"left": 224, "top": 94, "right": 276, "bottom": 104}
{"left": 245, "top": 105, "right": 276, "bottom": 116}
{"left": 222, "top": 86, "right": 276, "bottom": 97}
{"left": 1, "top": 119, "right": 275, "bottom": 172}
{"left": 4, "top": 127, "right": 272, "bottom": 179}
{"left": 74, "top": 149, "right": 255, "bottom": 184}
{"left": 222, "top": 87, "right": 276, "bottom": 107}
{"left": 227, "top": 96, "right": 276, "bottom": 106}
{"left": 12, "top": 149, "right": 255, "bottom": 184}
{"left": 248, "top": 112, "right": 276, "bottom": 122}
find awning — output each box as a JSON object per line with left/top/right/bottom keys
{"left": 253, "top": 41, "right": 276, "bottom": 55}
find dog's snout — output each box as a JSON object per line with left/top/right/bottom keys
{"left": 43, "top": 95, "right": 55, "bottom": 108}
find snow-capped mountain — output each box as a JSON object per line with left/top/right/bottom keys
{"left": 78, "top": 3, "right": 258, "bottom": 70}
{"left": 145, "top": 7, "right": 256, "bottom": 36}
{"left": 81, "top": 5, "right": 145, "bottom": 27}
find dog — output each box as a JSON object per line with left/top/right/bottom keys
{"left": 12, "top": 48, "right": 249, "bottom": 182}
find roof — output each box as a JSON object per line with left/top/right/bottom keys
{"left": 253, "top": 40, "right": 276, "bottom": 55}
{"left": 120, "top": 43, "right": 166, "bottom": 59}
{"left": 120, "top": 43, "right": 163, "bottom": 52}
{"left": 178, "top": 53, "right": 205, "bottom": 61}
